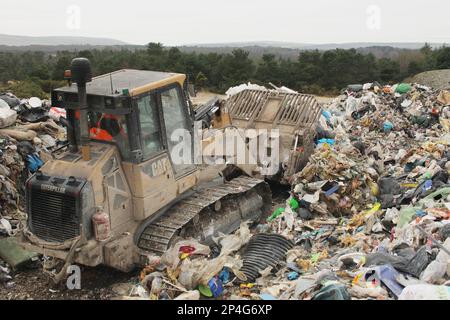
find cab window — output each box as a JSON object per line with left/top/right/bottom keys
{"left": 137, "top": 94, "right": 163, "bottom": 158}
{"left": 160, "top": 87, "right": 193, "bottom": 173}
{"left": 74, "top": 111, "right": 131, "bottom": 159}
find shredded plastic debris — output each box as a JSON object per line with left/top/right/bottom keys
{"left": 127, "top": 82, "right": 449, "bottom": 300}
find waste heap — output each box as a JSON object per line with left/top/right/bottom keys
{"left": 1, "top": 92, "right": 67, "bottom": 288}
{"left": 124, "top": 83, "right": 449, "bottom": 301}
{"left": 0, "top": 93, "right": 66, "bottom": 242}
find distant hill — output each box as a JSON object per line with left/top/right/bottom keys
{"left": 179, "top": 42, "right": 448, "bottom": 61}
{"left": 0, "top": 44, "right": 142, "bottom": 53}
{"left": 188, "top": 41, "right": 445, "bottom": 50}
{"left": 0, "top": 35, "right": 444, "bottom": 63}
{"left": 0, "top": 34, "right": 128, "bottom": 46}
{"left": 178, "top": 45, "right": 300, "bottom": 60}
{"left": 0, "top": 43, "right": 426, "bottom": 63}
{"left": 177, "top": 45, "right": 426, "bottom": 61}
{"left": 177, "top": 42, "right": 446, "bottom": 61}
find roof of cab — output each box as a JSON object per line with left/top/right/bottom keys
{"left": 54, "top": 69, "right": 186, "bottom": 97}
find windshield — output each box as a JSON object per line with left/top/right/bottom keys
{"left": 73, "top": 111, "right": 131, "bottom": 159}
{"left": 137, "top": 94, "right": 163, "bottom": 159}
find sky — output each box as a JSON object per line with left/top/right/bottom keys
{"left": 1, "top": 0, "right": 449, "bottom": 45}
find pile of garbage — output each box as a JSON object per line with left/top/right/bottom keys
{"left": 225, "top": 82, "right": 298, "bottom": 97}
{"left": 125, "top": 82, "right": 449, "bottom": 300}
{"left": 0, "top": 92, "right": 66, "bottom": 238}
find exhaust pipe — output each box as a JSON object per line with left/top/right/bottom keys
{"left": 71, "top": 58, "right": 92, "bottom": 161}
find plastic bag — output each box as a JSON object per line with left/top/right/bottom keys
{"left": 178, "top": 254, "right": 244, "bottom": 290}
{"left": 421, "top": 261, "right": 447, "bottom": 284}
{"left": 397, "top": 207, "right": 420, "bottom": 228}
{"left": 294, "top": 277, "right": 316, "bottom": 298}
{"left": 0, "top": 93, "right": 20, "bottom": 107}
{"left": 0, "top": 107, "right": 17, "bottom": 128}
{"left": 312, "top": 282, "right": 351, "bottom": 300}
{"left": 161, "top": 239, "right": 211, "bottom": 269}
{"left": 49, "top": 107, "right": 66, "bottom": 121}
{"left": 26, "top": 153, "right": 44, "bottom": 173}
{"left": 213, "top": 221, "right": 251, "bottom": 256}
{"left": 365, "top": 246, "right": 431, "bottom": 278}
{"left": 365, "top": 265, "right": 404, "bottom": 298}
{"left": 399, "top": 284, "right": 450, "bottom": 300}
{"left": 345, "top": 96, "right": 359, "bottom": 117}
{"left": 0, "top": 218, "right": 13, "bottom": 236}
{"left": 395, "top": 83, "right": 412, "bottom": 94}
{"left": 0, "top": 99, "right": 9, "bottom": 109}
{"left": 436, "top": 238, "right": 450, "bottom": 277}
{"left": 383, "top": 121, "right": 394, "bottom": 132}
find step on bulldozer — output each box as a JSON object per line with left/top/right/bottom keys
{"left": 19, "top": 58, "right": 272, "bottom": 281}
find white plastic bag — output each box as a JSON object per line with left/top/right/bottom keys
{"left": 213, "top": 221, "right": 251, "bottom": 256}
{"left": 225, "top": 83, "right": 266, "bottom": 97}
{"left": 0, "top": 99, "right": 9, "bottom": 109}
{"left": 0, "top": 108, "right": 17, "bottom": 128}
{"left": 399, "top": 284, "right": 450, "bottom": 300}
{"left": 0, "top": 218, "right": 13, "bottom": 236}
{"left": 420, "top": 261, "right": 447, "bottom": 284}
{"left": 436, "top": 238, "right": 450, "bottom": 277}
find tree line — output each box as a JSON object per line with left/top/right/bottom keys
{"left": 0, "top": 42, "right": 449, "bottom": 98}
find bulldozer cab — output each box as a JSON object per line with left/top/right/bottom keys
{"left": 52, "top": 69, "right": 196, "bottom": 175}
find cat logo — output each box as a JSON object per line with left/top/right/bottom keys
{"left": 149, "top": 157, "right": 170, "bottom": 177}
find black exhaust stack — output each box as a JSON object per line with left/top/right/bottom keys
{"left": 71, "top": 58, "right": 92, "bottom": 161}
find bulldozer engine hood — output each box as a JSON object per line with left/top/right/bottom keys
{"left": 26, "top": 142, "right": 122, "bottom": 243}
{"left": 39, "top": 142, "right": 118, "bottom": 182}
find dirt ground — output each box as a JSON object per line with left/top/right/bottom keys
{"left": 0, "top": 261, "right": 140, "bottom": 300}
{"left": 410, "top": 69, "right": 450, "bottom": 90}
{"left": 190, "top": 91, "right": 226, "bottom": 107}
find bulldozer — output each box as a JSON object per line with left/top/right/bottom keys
{"left": 19, "top": 58, "right": 272, "bottom": 280}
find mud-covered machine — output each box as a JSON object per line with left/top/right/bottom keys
{"left": 19, "top": 58, "right": 271, "bottom": 279}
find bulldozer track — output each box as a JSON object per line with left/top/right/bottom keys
{"left": 137, "top": 176, "right": 270, "bottom": 255}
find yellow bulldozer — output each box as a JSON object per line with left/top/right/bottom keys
{"left": 19, "top": 58, "right": 320, "bottom": 281}
{"left": 19, "top": 58, "right": 272, "bottom": 281}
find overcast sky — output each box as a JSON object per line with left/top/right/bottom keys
{"left": 1, "top": 0, "right": 449, "bottom": 45}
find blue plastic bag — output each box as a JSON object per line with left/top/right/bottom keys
{"left": 322, "top": 110, "right": 332, "bottom": 121}
{"left": 383, "top": 121, "right": 394, "bottom": 132}
{"left": 287, "top": 271, "right": 299, "bottom": 280}
{"left": 26, "top": 153, "right": 44, "bottom": 173}
{"left": 208, "top": 277, "right": 224, "bottom": 298}
{"left": 317, "top": 138, "right": 335, "bottom": 146}
{"left": 422, "top": 180, "right": 433, "bottom": 192}
{"left": 218, "top": 268, "right": 230, "bottom": 284}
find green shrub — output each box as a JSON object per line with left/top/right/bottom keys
{"left": 7, "top": 80, "right": 47, "bottom": 99}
